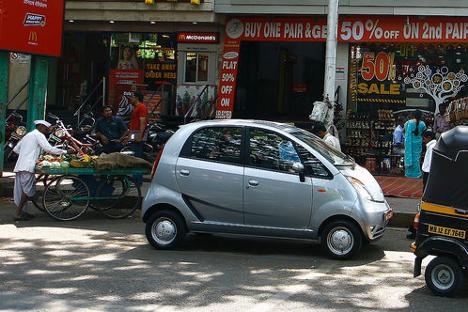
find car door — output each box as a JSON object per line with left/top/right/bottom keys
{"left": 243, "top": 128, "right": 313, "bottom": 230}
{"left": 176, "top": 126, "right": 244, "bottom": 225}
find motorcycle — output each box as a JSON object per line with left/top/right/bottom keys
{"left": 120, "top": 122, "right": 174, "bottom": 162}
{"left": 4, "top": 112, "right": 27, "bottom": 162}
{"left": 47, "top": 113, "right": 99, "bottom": 155}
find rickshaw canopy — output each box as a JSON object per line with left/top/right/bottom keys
{"left": 423, "top": 126, "right": 468, "bottom": 209}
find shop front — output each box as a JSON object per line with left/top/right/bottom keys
{"left": 53, "top": 29, "right": 220, "bottom": 123}
{"left": 216, "top": 15, "right": 468, "bottom": 174}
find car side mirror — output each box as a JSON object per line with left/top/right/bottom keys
{"left": 292, "top": 162, "right": 305, "bottom": 182}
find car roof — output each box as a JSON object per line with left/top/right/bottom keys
{"left": 183, "top": 119, "right": 300, "bottom": 132}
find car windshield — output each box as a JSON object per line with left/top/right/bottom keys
{"left": 287, "top": 128, "right": 354, "bottom": 166}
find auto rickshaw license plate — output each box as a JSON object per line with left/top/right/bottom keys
{"left": 427, "top": 224, "right": 466, "bottom": 239}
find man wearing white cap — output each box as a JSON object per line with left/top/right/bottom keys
{"left": 12, "top": 120, "right": 70, "bottom": 221}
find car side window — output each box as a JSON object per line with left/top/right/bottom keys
{"left": 248, "top": 128, "right": 300, "bottom": 173}
{"left": 295, "top": 144, "right": 331, "bottom": 178}
{"left": 188, "top": 127, "right": 242, "bottom": 164}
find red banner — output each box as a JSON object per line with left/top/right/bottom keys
{"left": 0, "top": 0, "right": 65, "bottom": 57}
{"left": 215, "top": 42, "right": 240, "bottom": 119}
{"left": 225, "top": 16, "right": 468, "bottom": 43}
{"left": 108, "top": 69, "right": 144, "bottom": 113}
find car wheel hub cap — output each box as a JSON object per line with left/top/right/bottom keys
{"left": 432, "top": 264, "right": 454, "bottom": 290}
{"left": 327, "top": 228, "right": 354, "bottom": 255}
{"left": 152, "top": 219, "right": 177, "bottom": 245}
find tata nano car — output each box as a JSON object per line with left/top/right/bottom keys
{"left": 142, "top": 120, "right": 392, "bottom": 259}
{"left": 412, "top": 126, "right": 468, "bottom": 296}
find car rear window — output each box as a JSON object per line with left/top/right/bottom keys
{"left": 182, "top": 127, "right": 243, "bottom": 165}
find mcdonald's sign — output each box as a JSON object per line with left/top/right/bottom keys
{"left": 28, "top": 31, "right": 38, "bottom": 44}
{"left": 0, "top": 0, "right": 64, "bottom": 57}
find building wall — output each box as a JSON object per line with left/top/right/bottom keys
{"left": 65, "top": 0, "right": 217, "bottom": 24}
{"left": 215, "top": 1, "right": 468, "bottom": 15}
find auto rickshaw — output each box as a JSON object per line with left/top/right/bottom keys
{"left": 412, "top": 125, "right": 468, "bottom": 296}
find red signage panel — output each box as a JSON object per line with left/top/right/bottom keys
{"left": 177, "top": 32, "right": 219, "bottom": 43}
{"left": 0, "top": 0, "right": 65, "bottom": 57}
{"left": 225, "top": 16, "right": 468, "bottom": 43}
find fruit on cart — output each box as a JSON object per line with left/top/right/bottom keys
{"left": 60, "top": 161, "right": 70, "bottom": 168}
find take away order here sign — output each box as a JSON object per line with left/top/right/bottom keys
{"left": 215, "top": 16, "right": 468, "bottom": 118}
{"left": 0, "top": 0, "right": 65, "bottom": 57}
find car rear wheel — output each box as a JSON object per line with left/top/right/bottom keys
{"left": 425, "top": 256, "right": 464, "bottom": 297}
{"left": 321, "top": 220, "right": 362, "bottom": 260}
{"left": 145, "top": 210, "right": 186, "bottom": 250}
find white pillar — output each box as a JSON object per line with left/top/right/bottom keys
{"left": 323, "top": 0, "right": 339, "bottom": 103}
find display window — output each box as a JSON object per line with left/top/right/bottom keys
{"left": 346, "top": 43, "right": 468, "bottom": 175}
{"left": 349, "top": 43, "right": 468, "bottom": 113}
{"left": 108, "top": 32, "right": 177, "bottom": 117}
{"left": 184, "top": 52, "right": 209, "bottom": 83}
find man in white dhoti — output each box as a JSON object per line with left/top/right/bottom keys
{"left": 12, "top": 120, "right": 69, "bottom": 221}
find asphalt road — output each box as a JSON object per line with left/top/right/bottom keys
{"left": 1, "top": 205, "right": 468, "bottom": 311}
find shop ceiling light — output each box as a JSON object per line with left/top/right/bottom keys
{"left": 109, "top": 20, "right": 115, "bottom": 24}
{"left": 150, "top": 21, "right": 156, "bottom": 25}
{"left": 68, "top": 20, "right": 74, "bottom": 23}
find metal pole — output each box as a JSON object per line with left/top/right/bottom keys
{"left": 102, "top": 76, "right": 106, "bottom": 106}
{"left": 0, "top": 51, "right": 9, "bottom": 175}
{"left": 323, "top": 0, "right": 339, "bottom": 103}
{"left": 27, "top": 56, "right": 49, "bottom": 130}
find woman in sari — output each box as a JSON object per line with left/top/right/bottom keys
{"left": 404, "top": 110, "right": 426, "bottom": 178}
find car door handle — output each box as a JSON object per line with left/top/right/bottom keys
{"left": 248, "top": 180, "right": 259, "bottom": 187}
{"left": 180, "top": 169, "right": 190, "bottom": 176}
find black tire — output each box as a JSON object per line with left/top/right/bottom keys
{"left": 31, "top": 174, "right": 54, "bottom": 212}
{"left": 43, "top": 175, "right": 90, "bottom": 221}
{"left": 95, "top": 176, "right": 141, "bottom": 219}
{"left": 320, "top": 219, "right": 363, "bottom": 260}
{"left": 145, "top": 210, "right": 186, "bottom": 250}
{"left": 425, "top": 256, "right": 464, "bottom": 297}
{"left": 4, "top": 144, "right": 14, "bottom": 161}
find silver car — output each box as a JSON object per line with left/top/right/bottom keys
{"left": 142, "top": 120, "right": 392, "bottom": 259}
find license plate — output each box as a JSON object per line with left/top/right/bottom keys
{"left": 428, "top": 224, "right": 466, "bottom": 239}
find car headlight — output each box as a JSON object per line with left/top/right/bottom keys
{"left": 15, "top": 126, "right": 27, "bottom": 137}
{"left": 54, "top": 129, "right": 66, "bottom": 138}
{"left": 346, "top": 176, "right": 379, "bottom": 202}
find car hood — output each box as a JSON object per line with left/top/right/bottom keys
{"left": 340, "top": 164, "right": 385, "bottom": 202}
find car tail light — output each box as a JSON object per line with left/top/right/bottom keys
{"left": 413, "top": 212, "right": 420, "bottom": 231}
{"left": 151, "top": 145, "right": 165, "bottom": 179}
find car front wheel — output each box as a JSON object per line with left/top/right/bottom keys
{"left": 321, "top": 220, "right": 363, "bottom": 260}
{"left": 145, "top": 210, "right": 186, "bottom": 250}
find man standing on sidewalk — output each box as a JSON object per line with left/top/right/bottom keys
{"left": 12, "top": 120, "right": 69, "bottom": 221}
{"left": 421, "top": 130, "right": 437, "bottom": 190}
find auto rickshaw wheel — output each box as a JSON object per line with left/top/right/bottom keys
{"left": 425, "top": 256, "right": 464, "bottom": 297}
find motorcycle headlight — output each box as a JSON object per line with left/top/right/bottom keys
{"left": 54, "top": 129, "right": 66, "bottom": 138}
{"left": 15, "top": 126, "right": 27, "bottom": 137}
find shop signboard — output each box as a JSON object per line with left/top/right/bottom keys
{"left": 177, "top": 32, "right": 219, "bottom": 44}
{"left": 215, "top": 42, "right": 240, "bottom": 119}
{"left": 0, "top": 0, "right": 65, "bottom": 57}
{"left": 224, "top": 16, "right": 468, "bottom": 43}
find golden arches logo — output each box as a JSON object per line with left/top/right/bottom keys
{"left": 28, "top": 31, "right": 38, "bottom": 42}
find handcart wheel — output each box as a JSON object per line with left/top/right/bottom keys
{"left": 42, "top": 175, "right": 90, "bottom": 221}
{"left": 32, "top": 174, "right": 56, "bottom": 212}
{"left": 92, "top": 176, "right": 126, "bottom": 210}
{"left": 95, "top": 176, "right": 141, "bottom": 219}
